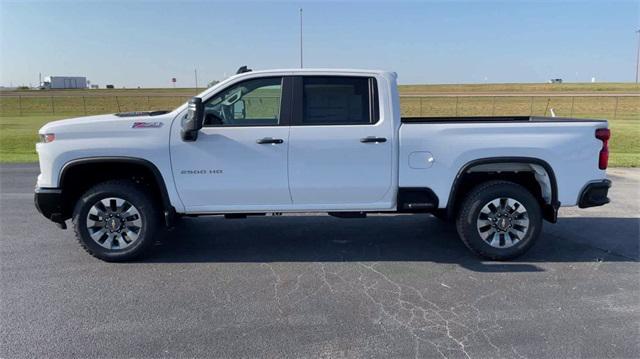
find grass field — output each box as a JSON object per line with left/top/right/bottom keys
{"left": 399, "top": 82, "right": 640, "bottom": 94}
{"left": 0, "top": 83, "right": 638, "bottom": 166}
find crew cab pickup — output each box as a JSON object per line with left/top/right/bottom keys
{"left": 34, "top": 68, "right": 612, "bottom": 261}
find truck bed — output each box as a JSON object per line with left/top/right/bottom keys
{"left": 398, "top": 116, "right": 609, "bottom": 208}
{"left": 401, "top": 116, "right": 607, "bottom": 123}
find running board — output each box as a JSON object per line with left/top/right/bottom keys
{"left": 402, "top": 203, "right": 436, "bottom": 211}
{"left": 328, "top": 212, "right": 367, "bottom": 219}
{"left": 224, "top": 213, "right": 266, "bottom": 219}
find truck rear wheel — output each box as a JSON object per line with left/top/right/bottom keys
{"left": 455, "top": 180, "right": 542, "bottom": 260}
{"left": 72, "top": 180, "right": 160, "bottom": 262}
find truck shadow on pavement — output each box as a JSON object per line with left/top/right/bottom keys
{"left": 144, "top": 215, "right": 639, "bottom": 272}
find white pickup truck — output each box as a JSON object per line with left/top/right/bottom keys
{"left": 35, "top": 68, "right": 612, "bottom": 261}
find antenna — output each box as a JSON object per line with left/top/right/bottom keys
{"left": 236, "top": 66, "right": 252, "bottom": 74}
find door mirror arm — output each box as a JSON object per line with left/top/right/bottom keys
{"left": 181, "top": 97, "right": 204, "bottom": 141}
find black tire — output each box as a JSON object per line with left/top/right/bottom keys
{"left": 455, "top": 180, "right": 542, "bottom": 260}
{"left": 72, "top": 180, "right": 161, "bottom": 262}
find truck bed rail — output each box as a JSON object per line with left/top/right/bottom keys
{"left": 401, "top": 116, "right": 607, "bottom": 123}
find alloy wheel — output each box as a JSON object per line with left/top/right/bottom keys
{"left": 476, "top": 197, "right": 530, "bottom": 249}
{"left": 86, "top": 197, "right": 142, "bottom": 250}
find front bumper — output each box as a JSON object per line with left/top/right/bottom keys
{"left": 34, "top": 187, "right": 67, "bottom": 229}
{"left": 578, "top": 179, "right": 611, "bottom": 209}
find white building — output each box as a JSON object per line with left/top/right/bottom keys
{"left": 41, "top": 76, "right": 87, "bottom": 89}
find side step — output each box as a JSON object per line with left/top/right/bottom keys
{"left": 401, "top": 203, "right": 435, "bottom": 211}
{"left": 328, "top": 212, "right": 367, "bottom": 219}
{"left": 397, "top": 188, "right": 439, "bottom": 213}
{"left": 224, "top": 213, "right": 266, "bottom": 219}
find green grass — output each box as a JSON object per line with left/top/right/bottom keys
{"left": 0, "top": 115, "right": 60, "bottom": 163}
{"left": 1, "top": 82, "right": 637, "bottom": 166}
{"left": 0, "top": 95, "right": 189, "bottom": 115}
{"left": 608, "top": 120, "right": 640, "bottom": 167}
{"left": 1, "top": 112, "right": 636, "bottom": 166}
{"left": 399, "top": 95, "right": 639, "bottom": 120}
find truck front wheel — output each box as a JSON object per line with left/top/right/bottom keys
{"left": 72, "top": 180, "right": 161, "bottom": 261}
{"left": 455, "top": 181, "right": 542, "bottom": 260}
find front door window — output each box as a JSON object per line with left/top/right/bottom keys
{"left": 203, "top": 77, "right": 282, "bottom": 127}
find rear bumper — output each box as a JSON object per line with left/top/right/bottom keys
{"left": 578, "top": 179, "right": 611, "bottom": 209}
{"left": 34, "top": 187, "right": 67, "bottom": 228}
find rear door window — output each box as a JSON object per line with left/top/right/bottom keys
{"left": 301, "top": 76, "right": 378, "bottom": 125}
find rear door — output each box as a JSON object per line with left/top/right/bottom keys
{"left": 287, "top": 75, "right": 394, "bottom": 209}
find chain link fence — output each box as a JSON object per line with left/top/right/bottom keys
{"left": 0, "top": 94, "right": 638, "bottom": 120}
{"left": 399, "top": 95, "right": 638, "bottom": 120}
{"left": 0, "top": 95, "right": 188, "bottom": 117}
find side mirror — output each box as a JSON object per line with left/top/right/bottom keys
{"left": 181, "top": 97, "right": 204, "bottom": 141}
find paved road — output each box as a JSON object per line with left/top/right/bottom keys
{"left": 1, "top": 164, "right": 638, "bottom": 358}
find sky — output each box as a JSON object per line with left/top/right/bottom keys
{"left": 0, "top": 0, "right": 638, "bottom": 88}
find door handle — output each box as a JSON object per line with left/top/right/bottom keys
{"left": 360, "top": 136, "right": 387, "bottom": 143}
{"left": 256, "top": 137, "right": 284, "bottom": 144}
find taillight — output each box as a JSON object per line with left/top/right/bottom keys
{"left": 595, "top": 128, "right": 610, "bottom": 170}
{"left": 39, "top": 133, "right": 55, "bottom": 143}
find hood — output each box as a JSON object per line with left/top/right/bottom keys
{"left": 39, "top": 111, "right": 173, "bottom": 135}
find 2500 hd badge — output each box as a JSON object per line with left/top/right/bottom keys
{"left": 180, "top": 169, "right": 223, "bottom": 175}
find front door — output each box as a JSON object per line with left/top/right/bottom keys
{"left": 287, "top": 76, "right": 394, "bottom": 209}
{"left": 171, "top": 76, "right": 292, "bottom": 212}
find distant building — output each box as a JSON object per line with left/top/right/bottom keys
{"left": 549, "top": 78, "right": 563, "bottom": 84}
{"left": 40, "top": 76, "right": 87, "bottom": 89}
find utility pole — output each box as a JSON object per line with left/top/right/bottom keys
{"left": 636, "top": 29, "right": 640, "bottom": 84}
{"left": 194, "top": 68, "right": 198, "bottom": 92}
{"left": 299, "top": 8, "right": 303, "bottom": 68}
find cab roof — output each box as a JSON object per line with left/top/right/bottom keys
{"left": 231, "top": 68, "right": 393, "bottom": 78}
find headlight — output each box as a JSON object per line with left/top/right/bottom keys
{"left": 39, "top": 133, "right": 55, "bottom": 143}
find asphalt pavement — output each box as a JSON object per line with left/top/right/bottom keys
{"left": 1, "top": 164, "right": 638, "bottom": 358}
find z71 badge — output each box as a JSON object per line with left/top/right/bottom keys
{"left": 132, "top": 122, "right": 163, "bottom": 128}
